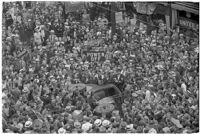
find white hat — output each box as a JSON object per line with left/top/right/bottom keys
{"left": 25, "top": 121, "right": 32, "bottom": 128}
{"left": 191, "top": 105, "right": 197, "bottom": 110}
{"left": 97, "top": 31, "right": 101, "bottom": 36}
{"left": 22, "top": 86, "right": 29, "bottom": 93}
{"left": 94, "top": 119, "right": 102, "bottom": 127}
{"left": 182, "top": 129, "right": 188, "bottom": 134}
{"left": 171, "top": 94, "right": 176, "bottom": 97}
{"left": 17, "top": 123, "right": 23, "bottom": 130}
{"left": 58, "top": 127, "right": 66, "bottom": 134}
{"left": 148, "top": 128, "right": 157, "bottom": 134}
{"left": 102, "top": 120, "right": 110, "bottom": 127}
{"left": 162, "top": 127, "right": 170, "bottom": 133}
{"left": 2, "top": 92, "right": 7, "bottom": 99}
{"left": 50, "top": 30, "right": 55, "bottom": 33}
{"left": 82, "top": 122, "right": 92, "bottom": 132}
{"left": 74, "top": 121, "right": 81, "bottom": 128}
{"left": 126, "top": 124, "right": 133, "bottom": 129}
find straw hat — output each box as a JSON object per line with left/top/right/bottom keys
{"left": 102, "top": 120, "right": 110, "bottom": 127}
{"left": 162, "top": 127, "right": 170, "bottom": 133}
{"left": 22, "top": 86, "right": 29, "bottom": 93}
{"left": 50, "top": 30, "right": 55, "bottom": 33}
{"left": 58, "top": 127, "right": 66, "bottom": 134}
{"left": 148, "top": 128, "right": 157, "bottom": 134}
{"left": 17, "top": 123, "right": 23, "bottom": 130}
{"left": 74, "top": 121, "right": 81, "bottom": 128}
{"left": 81, "top": 122, "right": 92, "bottom": 132}
{"left": 25, "top": 121, "right": 32, "bottom": 128}
{"left": 94, "top": 119, "right": 102, "bottom": 127}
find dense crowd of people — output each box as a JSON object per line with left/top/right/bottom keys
{"left": 2, "top": 2, "right": 199, "bottom": 133}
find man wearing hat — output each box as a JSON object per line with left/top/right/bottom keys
{"left": 48, "top": 30, "right": 57, "bottom": 44}
{"left": 54, "top": 20, "right": 64, "bottom": 38}
{"left": 113, "top": 66, "right": 125, "bottom": 91}
{"left": 5, "top": 13, "right": 13, "bottom": 29}
{"left": 25, "top": 18, "right": 35, "bottom": 42}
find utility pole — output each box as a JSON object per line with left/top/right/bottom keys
{"left": 169, "top": 2, "right": 172, "bottom": 30}
{"left": 111, "top": 2, "right": 116, "bottom": 38}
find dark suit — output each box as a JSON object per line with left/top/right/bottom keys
{"left": 113, "top": 74, "right": 125, "bottom": 91}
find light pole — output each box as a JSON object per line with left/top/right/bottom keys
{"left": 111, "top": 2, "right": 116, "bottom": 38}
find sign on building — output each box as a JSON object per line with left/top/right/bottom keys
{"left": 179, "top": 17, "right": 199, "bottom": 31}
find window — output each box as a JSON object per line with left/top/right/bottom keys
{"left": 179, "top": 11, "right": 199, "bottom": 23}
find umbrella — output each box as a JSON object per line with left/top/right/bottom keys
{"left": 94, "top": 103, "right": 115, "bottom": 114}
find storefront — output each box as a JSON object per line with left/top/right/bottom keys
{"left": 171, "top": 2, "right": 199, "bottom": 37}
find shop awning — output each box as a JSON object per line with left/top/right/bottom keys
{"left": 171, "top": 2, "right": 199, "bottom": 15}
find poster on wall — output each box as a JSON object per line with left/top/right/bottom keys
{"left": 115, "top": 12, "right": 123, "bottom": 24}
{"left": 130, "top": 18, "right": 137, "bottom": 26}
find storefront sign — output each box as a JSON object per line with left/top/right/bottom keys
{"left": 179, "top": 17, "right": 199, "bottom": 30}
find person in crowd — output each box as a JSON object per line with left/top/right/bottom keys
{"left": 2, "top": 2, "right": 199, "bottom": 134}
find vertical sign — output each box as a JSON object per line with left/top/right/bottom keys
{"left": 115, "top": 12, "right": 123, "bottom": 24}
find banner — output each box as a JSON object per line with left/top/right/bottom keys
{"left": 83, "top": 51, "right": 106, "bottom": 62}
{"left": 115, "top": 12, "right": 123, "bottom": 24}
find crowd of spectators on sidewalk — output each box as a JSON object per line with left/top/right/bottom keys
{"left": 2, "top": 2, "right": 199, "bottom": 133}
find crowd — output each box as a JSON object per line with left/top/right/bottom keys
{"left": 2, "top": 2, "right": 199, "bottom": 134}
